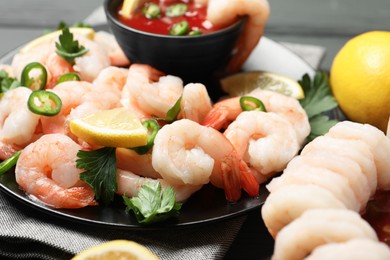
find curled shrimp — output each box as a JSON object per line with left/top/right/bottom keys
{"left": 202, "top": 88, "right": 310, "bottom": 145}
{"left": 261, "top": 184, "right": 346, "bottom": 238}
{"left": 0, "top": 87, "right": 41, "bottom": 160}
{"left": 196, "top": 0, "right": 270, "bottom": 73}
{"left": 326, "top": 121, "right": 390, "bottom": 190}
{"left": 151, "top": 119, "right": 259, "bottom": 202}
{"left": 272, "top": 208, "right": 378, "bottom": 260}
{"left": 14, "top": 134, "right": 96, "bottom": 208}
{"left": 116, "top": 169, "right": 202, "bottom": 203}
{"left": 94, "top": 31, "right": 130, "bottom": 67}
{"left": 179, "top": 83, "right": 212, "bottom": 123}
{"left": 306, "top": 238, "right": 390, "bottom": 260}
{"left": 224, "top": 111, "right": 300, "bottom": 183}
{"left": 121, "top": 64, "right": 183, "bottom": 118}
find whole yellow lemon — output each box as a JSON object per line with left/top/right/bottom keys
{"left": 330, "top": 31, "right": 390, "bottom": 132}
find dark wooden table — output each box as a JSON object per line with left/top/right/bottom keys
{"left": 1, "top": 0, "right": 389, "bottom": 259}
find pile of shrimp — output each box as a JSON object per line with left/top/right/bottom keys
{"left": 0, "top": 6, "right": 302, "bottom": 209}
{"left": 262, "top": 120, "right": 390, "bottom": 259}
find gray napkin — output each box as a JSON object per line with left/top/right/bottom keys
{"left": 0, "top": 6, "right": 326, "bottom": 260}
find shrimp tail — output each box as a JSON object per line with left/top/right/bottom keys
{"left": 61, "top": 186, "right": 98, "bottom": 208}
{"left": 201, "top": 107, "right": 230, "bottom": 130}
{"left": 238, "top": 159, "right": 260, "bottom": 197}
{"left": 221, "top": 156, "right": 242, "bottom": 202}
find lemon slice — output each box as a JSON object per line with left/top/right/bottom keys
{"left": 69, "top": 108, "right": 148, "bottom": 148}
{"left": 220, "top": 71, "right": 305, "bottom": 99}
{"left": 20, "top": 27, "right": 95, "bottom": 54}
{"left": 72, "top": 240, "right": 159, "bottom": 260}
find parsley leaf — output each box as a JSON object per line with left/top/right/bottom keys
{"left": 55, "top": 27, "right": 89, "bottom": 65}
{"left": 76, "top": 147, "right": 117, "bottom": 204}
{"left": 123, "top": 182, "right": 182, "bottom": 224}
{"left": 0, "top": 69, "right": 20, "bottom": 94}
{"left": 299, "top": 71, "right": 339, "bottom": 141}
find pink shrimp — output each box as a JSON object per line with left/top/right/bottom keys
{"left": 121, "top": 64, "right": 183, "bottom": 118}
{"left": 151, "top": 119, "right": 259, "bottom": 202}
{"left": 202, "top": 88, "right": 310, "bottom": 145}
{"left": 0, "top": 87, "right": 41, "bottom": 160}
{"left": 196, "top": 0, "right": 270, "bottom": 73}
{"left": 14, "top": 134, "right": 96, "bottom": 208}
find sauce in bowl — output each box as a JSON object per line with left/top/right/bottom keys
{"left": 117, "top": 0, "right": 223, "bottom": 36}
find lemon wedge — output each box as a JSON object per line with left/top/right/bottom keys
{"left": 69, "top": 108, "right": 148, "bottom": 148}
{"left": 121, "top": 0, "right": 140, "bottom": 18}
{"left": 20, "top": 27, "right": 95, "bottom": 54}
{"left": 71, "top": 240, "right": 159, "bottom": 260}
{"left": 220, "top": 71, "right": 305, "bottom": 99}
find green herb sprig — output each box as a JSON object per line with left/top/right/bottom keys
{"left": 123, "top": 182, "right": 182, "bottom": 224}
{"left": 0, "top": 70, "right": 20, "bottom": 94}
{"left": 76, "top": 147, "right": 117, "bottom": 204}
{"left": 299, "top": 71, "right": 339, "bottom": 141}
{"left": 55, "top": 27, "right": 89, "bottom": 65}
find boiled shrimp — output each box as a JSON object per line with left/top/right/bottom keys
{"left": 261, "top": 184, "right": 346, "bottom": 238}
{"left": 301, "top": 135, "right": 378, "bottom": 196}
{"left": 0, "top": 87, "right": 41, "bottom": 160}
{"left": 116, "top": 169, "right": 202, "bottom": 202}
{"left": 272, "top": 208, "right": 378, "bottom": 260}
{"left": 224, "top": 111, "right": 300, "bottom": 183}
{"left": 94, "top": 31, "right": 130, "bottom": 67}
{"left": 41, "top": 80, "right": 120, "bottom": 140}
{"left": 202, "top": 88, "right": 310, "bottom": 145}
{"left": 179, "top": 83, "right": 212, "bottom": 123}
{"left": 151, "top": 119, "right": 259, "bottom": 202}
{"left": 284, "top": 153, "right": 371, "bottom": 211}
{"left": 306, "top": 238, "right": 390, "bottom": 260}
{"left": 196, "top": 0, "right": 270, "bottom": 72}
{"left": 14, "top": 134, "right": 96, "bottom": 208}
{"left": 121, "top": 64, "right": 183, "bottom": 118}
{"left": 326, "top": 121, "right": 390, "bottom": 190}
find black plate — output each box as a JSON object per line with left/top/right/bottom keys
{"left": 0, "top": 28, "right": 314, "bottom": 230}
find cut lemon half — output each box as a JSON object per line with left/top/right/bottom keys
{"left": 71, "top": 240, "right": 159, "bottom": 260}
{"left": 20, "top": 27, "right": 95, "bottom": 54}
{"left": 69, "top": 108, "right": 148, "bottom": 148}
{"left": 220, "top": 71, "right": 304, "bottom": 99}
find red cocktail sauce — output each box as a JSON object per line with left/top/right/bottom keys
{"left": 117, "top": 0, "right": 223, "bottom": 36}
{"left": 363, "top": 190, "right": 390, "bottom": 246}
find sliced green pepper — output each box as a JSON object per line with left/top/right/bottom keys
{"left": 189, "top": 29, "right": 203, "bottom": 36}
{"left": 132, "top": 119, "right": 160, "bottom": 154}
{"left": 21, "top": 62, "right": 47, "bottom": 90}
{"left": 27, "top": 90, "right": 62, "bottom": 116}
{"left": 57, "top": 72, "right": 80, "bottom": 84}
{"left": 240, "top": 96, "right": 267, "bottom": 112}
{"left": 143, "top": 3, "right": 161, "bottom": 19}
{"left": 166, "top": 3, "right": 188, "bottom": 17}
{"left": 169, "top": 21, "right": 189, "bottom": 36}
{"left": 0, "top": 151, "right": 21, "bottom": 176}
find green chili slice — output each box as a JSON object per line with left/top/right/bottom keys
{"left": 0, "top": 151, "right": 21, "bottom": 176}
{"left": 57, "top": 72, "right": 80, "bottom": 84}
{"left": 240, "top": 96, "right": 267, "bottom": 112}
{"left": 21, "top": 62, "right": 48, "bottom": 90}
{"left": 166, "top": 3, "right": 188, "bottom": 17}
{"left": 189, "top": 29, "right": 203, "bottom": 36}
{"left": 132, "top": 119, "right": 160, "bottom": 154}
{"left": 143, "top": 3, "right": 161, "bottom": 19}
{"left": 27, "top": 90, "right": 62, "bottom": 116}
{"left": 169, "top": 21, "right": 189, "bottom": 36}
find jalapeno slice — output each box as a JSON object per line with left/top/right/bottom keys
{"left": 240, "top": 96, "right": 267, "bottom": 112}
{"left": 132, "top": 119, "right": 160, "bottom": 154}
{"left": 169, "top": 21, "right": 189, "bottom": 36}
{"left": 21, "top": 62, "right": 48, "bottom": 90}
{"left": 27, "top": 90, "right": 62, "bottom": 116}
{"left": 0, "top": 151, "right": 21, "bottom": 176}
{"left": 166, "top": 3, "right": 188, "bottom": 17}
{"left": 189, "top": 29, "right": 203, "bottom": 36}
{"left": 57, "top": 72, "right": 80, "bottom": 84}
{"left": 143, "top": 3, "right": 161, "bottom": 19}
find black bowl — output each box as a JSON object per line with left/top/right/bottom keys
{"left": 104, "top": 0, "right": 245, "bottom": 92}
